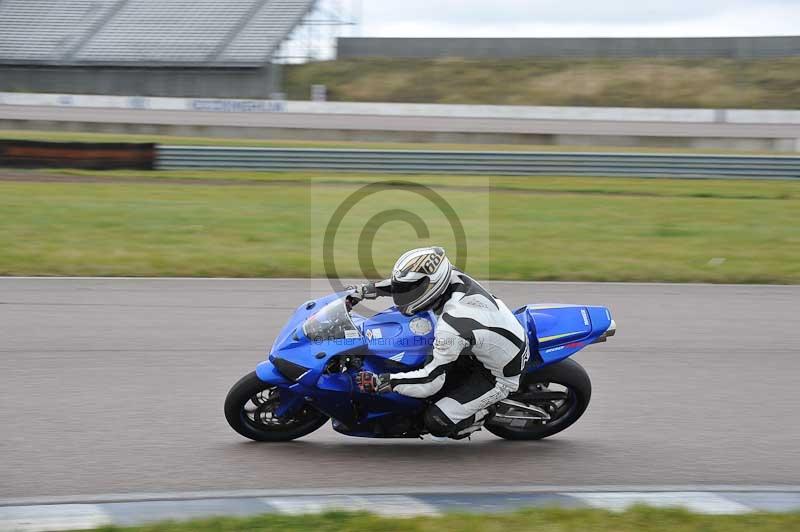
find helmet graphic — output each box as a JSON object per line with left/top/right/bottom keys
{"left": 390, "top": 246, "right": 452, "bottom": 315}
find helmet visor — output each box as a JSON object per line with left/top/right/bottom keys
{"left": 391, "top": 277, "right": 430, "bottom": 310}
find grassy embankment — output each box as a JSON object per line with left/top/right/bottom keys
{"left": 85, "top": 507, "right": 800, "bottom": 532}
{"left": 1, "top": 171, "right": 798, "bottom": 282}
{"left": 285, "top": 57, "right": 800, "bottom": 109}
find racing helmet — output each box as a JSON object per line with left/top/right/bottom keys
{"left": 391, "top": 246, "right": 452, "bottom": 315}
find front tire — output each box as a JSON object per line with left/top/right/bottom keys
{"left": 224, "top": 371, "right": 328, "bottom": 442}
{"left": 485, "top": 358, "right": 591, "bottom": 441}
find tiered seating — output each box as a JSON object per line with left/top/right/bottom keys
{"left": 0, "top": 0, "right": 316, "bottom": 65}
{"left": 75, "top": 0, "right": 257, "bottom": 63}
{"left": 0, "top": 0, "right": 119, "bottom": 62}
{"left": 219, "top": 0, "right": 316, "bottom": 63}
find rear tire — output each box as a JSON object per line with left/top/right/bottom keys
{"left": 225, "top": 371, "right": 328, "bottom": 442}
{"left": 485, "top": 358, "right": 591, "bottom": 441}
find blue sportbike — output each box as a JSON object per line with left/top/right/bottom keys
{"left": 225, "top": 291, "right": 616, "bottom": 441}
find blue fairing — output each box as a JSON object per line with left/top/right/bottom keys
{"left": 358, "top": 307, "right": 436, "bottom": 370}
{"left": 515, "top": 304, "right": 614, "bottom": 367}
{"left": 255, "top": 291, "right": 614, "bottom": 436}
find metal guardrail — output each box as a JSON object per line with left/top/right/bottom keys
{"left": 158, "top": 146, "right": 800, "bottom": 179}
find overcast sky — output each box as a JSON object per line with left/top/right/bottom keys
{"left": 348, "top": 1, "right": 799, "bottom": 38}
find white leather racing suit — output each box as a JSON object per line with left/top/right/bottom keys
{"left": 375, "top": 270, "right": 530, "bottom": 438}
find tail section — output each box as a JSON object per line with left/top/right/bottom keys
{"left": 515, "top": 304, "right": 615, "bottom": 368}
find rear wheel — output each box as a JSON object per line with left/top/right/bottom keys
{"left": 224, "top": 371, "right": 329, "bottom": 442}
{"left": 485, "top": 358, "right": 591, "bottom": 441}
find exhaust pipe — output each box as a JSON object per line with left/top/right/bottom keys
{"left": 591, "top": 319, "right": 616, "bottom": 344}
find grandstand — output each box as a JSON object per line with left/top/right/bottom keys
{"left": 0, "top": 0, "right": 316, "bottom": 65}
{"left": 0, "top": 0, "right": 319, "bottom": 97}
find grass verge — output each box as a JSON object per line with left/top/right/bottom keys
{"left": 286, "top": 57, "right": 800, "bottom": 109}
{"left": 1, "top": 172, "right": 798, "bottom": 282}
{"left": 86, "top": 507, "right": 800, "bottom": 532}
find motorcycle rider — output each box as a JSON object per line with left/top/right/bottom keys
{"left": 349, "top": 246, "right": 529, "bottom": 439}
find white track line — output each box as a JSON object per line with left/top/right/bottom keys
{"left": 0, "top": 276, "right": 796, "bottom": 288}
{"left": 265, "top": 495, "right": 440, "bottom": 517}
{"left": 567, "top": 491, "right": 752, "bottom": 515}
{"left": 0, "top": 504, "right": 110, "bottom": 532}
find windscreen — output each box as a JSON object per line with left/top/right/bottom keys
{"left": 302, "top": 298, "right": 361, "bottom": 342}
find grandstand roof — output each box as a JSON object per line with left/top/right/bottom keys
{"left": 0, "top": 0, "right": 317, "bottom": 67}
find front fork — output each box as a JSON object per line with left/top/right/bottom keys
{"left": 255, "top": 360, "right": 357, "bottom": 422}
{"left": 255, "top": 360, "right": 305, "bottom": 418}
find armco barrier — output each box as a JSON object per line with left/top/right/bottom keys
{"left": 0, "top": 140, "right": 155, "bottom": 170}
{"left": 157, "top": 146, "right": 800, "bottom": 179}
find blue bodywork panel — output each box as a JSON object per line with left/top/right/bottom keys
{"left": 359, "top": 308, "right": 436, "bottom": 370}
{"left": 516, "top": 304, "right": 614, "bottom": 366}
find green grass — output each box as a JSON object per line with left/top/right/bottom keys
{"left": 1, "top": 172, "right": 798, "bottom": 282}
{"left": 85, "top": 507, "right": 800, "bottom": 532}
{"left": 286, "top": 57, "right": 800, "bottom": 109}
{"left": 34, "top": 169, "right": 800, "bottom": 200}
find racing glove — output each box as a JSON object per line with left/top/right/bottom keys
{"left": 355, "top": 371, "right": 392, "bottom": 394}
{"left": 345, "top": 283, "right": 378, "bottom": 307}
{"left": 360, "top": 282, "right": 379, "bottom": 300}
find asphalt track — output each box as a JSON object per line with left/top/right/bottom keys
{"left": 3, "top": 104, "right": 800, "bottom": 138}
{"left": 1, "top": 278, "right": 799, "bottom": 500}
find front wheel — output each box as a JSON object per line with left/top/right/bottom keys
{"left": 485, "top": 358, "right": 591, "bottom": 441}
{"left": 224, "top": 371, "right": 329, "bottom": 442}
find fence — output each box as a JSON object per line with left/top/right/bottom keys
{"left": 157, "top": 147, "right": 800, "bottom": 179}
{"left": 337, "top": 36, "right": 800, "bottom": 60}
